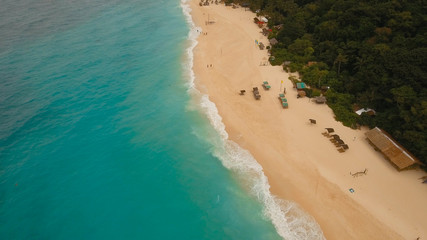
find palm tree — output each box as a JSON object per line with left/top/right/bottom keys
{"left": 317, "top": 70, "right": 328, "bottom": 88}
{"left": 335, "top": 53, "right": 348, "bottom": 76}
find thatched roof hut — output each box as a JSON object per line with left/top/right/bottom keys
{"left": 315, "top": 96, "right": 326, "bottom": 104}
{"left": 365, "top": 127, "right": 421, "bottom": 170}
{"left": 269, "top": 38, "right": 278, "bottom": 46}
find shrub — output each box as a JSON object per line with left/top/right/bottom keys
{"left": 289, "top": 62, "right": 304, "bottom": 72}
{"left": 311, "top": 88, "right": 322, "bottom": 97}
{"left": 330, "top": 104, "right": 358, "bottom": 127}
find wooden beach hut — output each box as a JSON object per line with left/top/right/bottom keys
{"left": 296, "top": 82, "right": 307, "bottom": 98}
{"left": 269, "top": 38, "right": 278, "bottom": 46}
{"left": 365, "top": 127, "right": 421, "bottom": 171}
{"left": 315, "top": 96, "right": 326, "bottom": 104}
{"left": 296, "top": 82, "right": 306, "bottom": 90}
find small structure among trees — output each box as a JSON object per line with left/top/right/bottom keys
{"left": 262, "top": 28, "right": 269, "bottom": 36}
{"left": 355, "top": 108, "right": 376, "bottom": 116}
{"left": 240, "top": 2, "right": 250, "bottom": 9}
{"left": 315, "top": 96, "right": 326, "bottom": 104}
{"left": 365, "top": 127, "right": 421, "bottom": 171}
{"left": 269, "top": 38, "right": 278, "bottom": 46}
{"left": 296, "top": 82, "right": 306, "bottom": 90}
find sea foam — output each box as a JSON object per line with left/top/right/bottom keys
{"left": 180, "top": 1, "right": 325, "bottom": 239}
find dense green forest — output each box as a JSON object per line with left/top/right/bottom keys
{"left": 228, "top": 0, "right": 427, "bottom": 165}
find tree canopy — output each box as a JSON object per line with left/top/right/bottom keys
{"left": 232, "top": 0, "right": 427, "bottom": 165}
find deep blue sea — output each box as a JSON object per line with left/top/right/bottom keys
{"left": 0, "top": 0, "right": 324, "bottom": 239}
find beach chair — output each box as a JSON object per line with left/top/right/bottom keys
{"left": 277, "top": 94, "right": 288, "bottom": 108}
{"left": 278, "top": 94, "right": 287, "bottom": 103}
{"left": 262, "top": 81, "right": 271, "bottom": 90}
{"left": 323, "top": 128, "right": 334, "bottom": 137}
{"left": 282, "top": 102, "right": 289, "bottom": 108}
{"left": 337, "top": 144, "right": 349, "bottom": 153}
{"left": 309, "top": 119, "right": 316, "bottom": 124}
{"left": 330, "top": 134, "right": 340, "bottom": 140}
{"left": 334, "top": 140, "right": 345, "bottom": 147}
{"left": 239, "top": 90, "right": 246, "bottom": 95}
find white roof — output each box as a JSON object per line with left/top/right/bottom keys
{"left": 260, "top": 17, "right": 268, "bottom": 22}
{"left": 355, "top": 108, "right": 376, "bottom": 115}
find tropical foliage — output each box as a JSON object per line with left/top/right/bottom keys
{"left": 231, "top": 0, "right": 427, "bottom": 164}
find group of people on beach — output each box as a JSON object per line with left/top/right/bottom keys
{"left": 196, "top": 30, "right": 207, "bottom": 35}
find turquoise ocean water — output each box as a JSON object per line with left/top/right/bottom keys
{"left": 0, "top": 0, "right": 324, "bottom": 239}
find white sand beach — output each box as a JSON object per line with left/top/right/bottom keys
{"left": 188, "top": 1, "right": 427, "bottom": 239}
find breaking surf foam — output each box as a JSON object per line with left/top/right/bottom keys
{"left": 180, "top": 1, "right": 325, "bottom": 239}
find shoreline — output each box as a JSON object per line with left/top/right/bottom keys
{"left": 180, "top": 2, "right": 324, "bottom": 239}
{"left": 185, "top": 1, "right": 427, "bottom": 239}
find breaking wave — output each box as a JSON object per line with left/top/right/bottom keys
{"left": 180, "top": 1, "right": 325, "bottom": 239}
